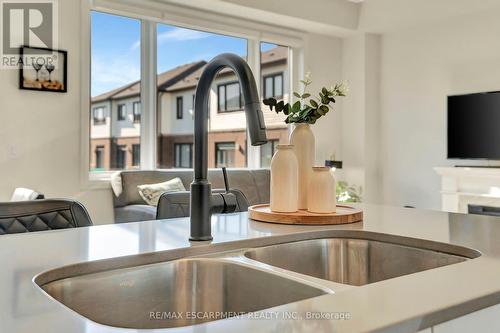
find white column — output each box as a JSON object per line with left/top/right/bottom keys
{"left": 246, "top": 38, "right": 261, "bottom": 169}
{"left": 140, "top": 20, "right": 157, "bottom": 169}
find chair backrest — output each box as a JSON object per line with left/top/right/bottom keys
{"left": 0, "top": 199, "right": 93, "bottom": 235}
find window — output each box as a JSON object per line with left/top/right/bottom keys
{"left": 132, "top": 144, "right": 140, "bottom": 167}
{"left": 88, "top": 10, "right": 298, "bottom": 177}
{"left": 90, "top": 12, "right": 141, "bottom": 172}
{"left": 260, "top": 139, "right": 279, "bottom": 168}
{"left": 133, "top": 102, "right": 141, "bottom": 123}
{"left": 216, "top": 142, "right": 236, "bottom": 167}
{"left": 95, "top": 146, "right": 104, "bottom": 169}
{"left": 217, "top": 82, "right": 242, "bottom": 112}
{"left": 117, "top": 104, "right": 126, "bottom": 121}
{"left": 156, "top": 23, "right": 248, "bottom": 168}
{"left": 174, "top": 143, "right": 193, "bottom": 168}
{"left": 176, "top": 96, "right": 183, "bottom": 119}
{"left": 93, "top": 107, "right": 105, "bottom": 125}
{"left": 115, "top": 145, "right": 127, "bottom": 169}
{"left": 260, "top": 42, "right": 290, "bottom": 161}
{"left": 263, "top": 73, "right": 283, "bottom": 99}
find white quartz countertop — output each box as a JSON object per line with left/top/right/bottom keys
{"left": 3, "top": 203, "right": 500, "bottom": 333}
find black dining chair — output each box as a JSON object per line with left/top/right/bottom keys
{"left": 0, "top": 199, "right": 93, "bottom": 235}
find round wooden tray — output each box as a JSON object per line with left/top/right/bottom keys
{"left": 248, "top": 204, "right": 363, "bottom": 225}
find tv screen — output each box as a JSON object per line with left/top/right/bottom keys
{"left": 448, "top": 92, "right": 500, "bottom": 159}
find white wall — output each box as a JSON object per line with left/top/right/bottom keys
{"left": 339, "top": 33, "right": 381, "bottom": 203}
{"left": 377, "top": 10, "right": 500, "bottom": 209}
{"left": 304, "top": 34, "right": 344, "bottom": 166}
{"left": 0, "top": 0, "right": 114, "bottom": 225}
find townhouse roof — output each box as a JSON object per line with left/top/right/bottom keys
{"left": 91, "top": 61, "right": 206, "bottom": 102}
{"left": 167, "top": 46, "right": 288, "bottom": 93}
{"left": 91, "top": 46, "right": 287, "bottom": 101}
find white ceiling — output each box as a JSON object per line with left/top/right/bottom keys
{"left": 156, "top": 0, "right": 500, "bottom": 37}
{"left": 358, "top": 0, "right": 500, "bottom": 32}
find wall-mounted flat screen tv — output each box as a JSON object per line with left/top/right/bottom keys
{"left": 448, "top": 91, "right": 500, "bottom": 159}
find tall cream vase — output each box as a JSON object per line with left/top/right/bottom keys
{"left": 270, "top": 144, "right": 298, "bottom": 213}
{"left": 289, "top": 123, "right": 315, "bottom": 210}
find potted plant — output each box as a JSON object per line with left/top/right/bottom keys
{"left": 263, "top": 73, "right": 347, "bottom": 209}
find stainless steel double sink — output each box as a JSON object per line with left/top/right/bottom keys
{"left": 35, "top": 231, "right": 481, "bottom": 329}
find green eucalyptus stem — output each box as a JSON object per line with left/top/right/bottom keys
{"left": 263, "top": 75, "right": 347, "bottom": 125}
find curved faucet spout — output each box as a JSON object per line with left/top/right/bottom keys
{"left": 190, "top": 53, "right": 268, "bottom": 241}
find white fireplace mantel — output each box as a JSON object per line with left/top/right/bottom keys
{"left": 435, "top": 167, "right": 500, "bottom": 213}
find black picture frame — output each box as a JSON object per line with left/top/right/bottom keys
{"left": 19, "top": 46, "right": 68, "bottom": 93}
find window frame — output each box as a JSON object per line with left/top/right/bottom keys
{"left": 215, "top": 141, "right": 236, "bottom": 168}
{"left": 132, "top": 144, "right": 140, "bottom": 167}
{"left": 174, "top": 143, "right": 193, "bottom": 168}
{"left": 92, "top": 106, "right": 106, "bottom": 125}
{"left": 176, "top": 96, "right": 183, "bottom": 119}
{"left": 82, "top": 2, "right": 303, "bottom": 187}
{"left": 263, "top": 72, "right": 284, "bottom": 99}
{"left": 117, "top": 103, "right": 127, "bottom": 121}
{"left": 133, "top": 101, "right": 141, "bottom": 123}
{"left": 115, "top": 145, "right": 127, "bottom": 170}
{"left": 217, "top": 81, "right": 243, "bottom": 113}
{"left": 94, "top": 145, "right": 105, "bottom": 169}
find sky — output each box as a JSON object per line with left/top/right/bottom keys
{"left": 91, "top": 11, "right": 278, "bottom": 97}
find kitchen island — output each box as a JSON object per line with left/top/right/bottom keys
{"left": 2, "top": 203, "right": 500, "bottom": 333}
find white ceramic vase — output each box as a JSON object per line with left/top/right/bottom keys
{"left": 289, "top": 123, "right": 315, "bottom": 210}
{"left": 308, "top": 167, "right": 336, "bottom": 213}
{"left": 270, "top": 144, "right": 298, "bottom": 213}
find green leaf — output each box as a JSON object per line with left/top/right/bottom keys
{"left": 321, "top": 95, "right": 330, "bottom": 104}
{"left": 275, "top": 100, "right": 285, "bottom": 113}
{"left": 309, "top": 99, "right": 318, "bottom": 108}
{"left": 293, "top": 92, "right": 301, "bottom": 98}
{"left": 299, "top": 106, "right": 311, "bottom": 118}
{"left": 321, "top": 87, "right": 328, "bottom": 95}
{"left": 263, "top": 98, "right": 277, "bottom": 106}
{"left": 283, "top": 103, "right": 290, "bottom": 115}
{"left": 301, "top": 93, "right": 311, "bottom": 99}
{"left": 292, "top": 101, "right": 301, "bottom": 113}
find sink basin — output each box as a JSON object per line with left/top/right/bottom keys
{"left": 39, "top": 258, "right": 327, "bottom": 329}
{"left": 244, "top": 238, "right": 478, "bottom": 286}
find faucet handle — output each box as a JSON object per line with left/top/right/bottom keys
{"left": 222, "top": 167, "right": 230, "bottom": 192}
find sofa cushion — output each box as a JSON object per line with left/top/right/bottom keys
{"left": 137, "top": 177, "right": 186, "bottom": 206}
{"left": 114, "top": 170, "right": 194, "bottom": 207}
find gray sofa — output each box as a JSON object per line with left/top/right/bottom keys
{"left": 113, "top": 169, "right": 270, "bottom": 223}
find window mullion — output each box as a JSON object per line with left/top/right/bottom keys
{"left": 140, "top": 20, "right": 157, "bottom": 169}
{"left": 246, "top": 38, "right": 261, "bottom": 168}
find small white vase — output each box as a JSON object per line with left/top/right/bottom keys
{"left": 270, "top": 144, "right": 298, "bottom": 213}
{"left": 290, "top": 123, "right": 315, "bottom": 210}
{"left": 308, "top": 167, "right": 336, "bottom": 214}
